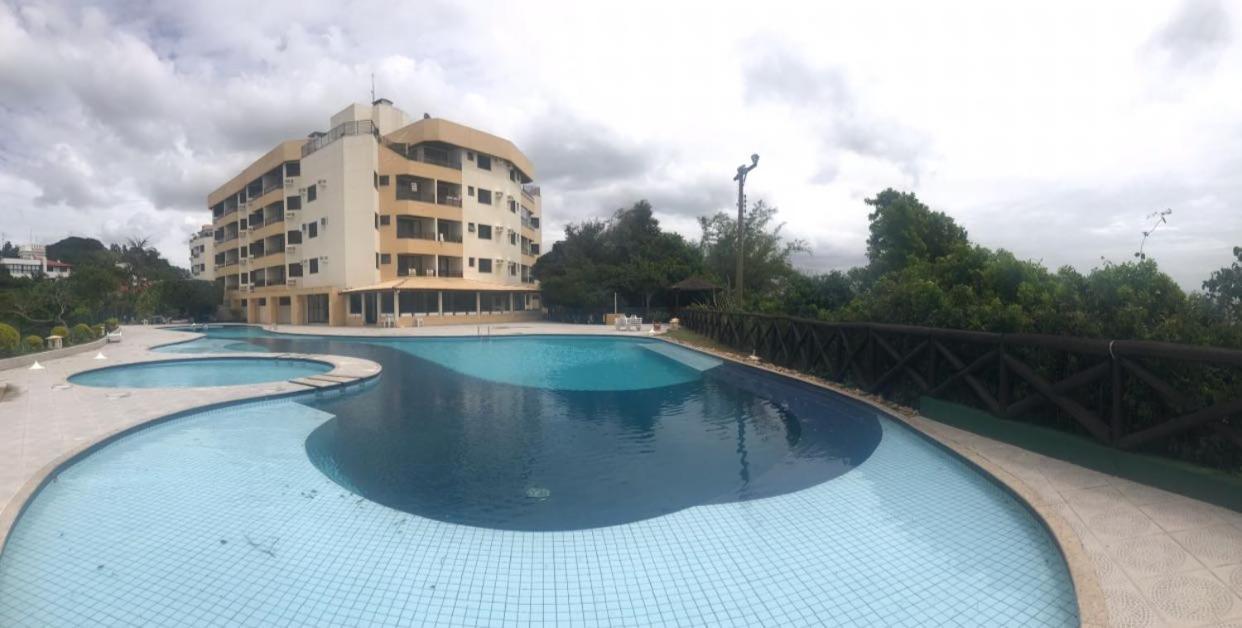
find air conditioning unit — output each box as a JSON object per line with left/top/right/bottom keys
{"left": 285, "top": 177, "right": 296, "bottom": 187}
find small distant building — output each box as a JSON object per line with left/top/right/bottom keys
{"left": 188, "top": 224, "right": 214, "bottom": 281}
{"left": 1, "top": 244, "right": 72, "bottom": 279}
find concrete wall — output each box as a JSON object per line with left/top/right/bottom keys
{"left": 0, "top": 338, "right": 107, "bottom": 372}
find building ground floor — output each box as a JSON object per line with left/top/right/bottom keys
{"left": 223, "top": 279, "right": 541, "bottom": 327}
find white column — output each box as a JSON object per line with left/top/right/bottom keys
{"left": 437, "top": 291, "right": 443, "bottom": 315}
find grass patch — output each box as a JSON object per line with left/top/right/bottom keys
{"left": 662, "top": 328, "right": 735, "bottom": 354}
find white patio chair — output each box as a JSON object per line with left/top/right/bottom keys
{"left": 614, "top": 315, "right": 628, "bottom": 331}
{"left": 630, "top": 316, "right": 643, "bottom": 331}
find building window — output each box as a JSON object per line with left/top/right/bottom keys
{"left": 309, "top": 258, "right": 319, "bottom": 274}
{"left": 285, "top": 162, "right": 301, "bottom": 177}
{"left": 241, "top": 299, "right": 248, "bottom": 307}
{"left": 373, "top": 172, "right": 379, "bottom": 189}
{"left": 287, "top": 196, "right": 302, "bottom": 210}
{"left": 307, "top": 222, "right": 318, "bottom": 238}
{"left": 240, "top": 218, "right": 248, "bottom": 230}
{"left": 374, "top": 214, "right": 379, "bottom": 229}
{"left": 509, "top": 262, "right": 517, "bottom": 276}
{"left": 508, "top": 199, "right": 517, "bottom": 213}
{"left": 379, "top": 215, "right": 390, "bottom": 226}
{"left": 349, "top": 293, "right": 362, "bottom": 315}
{"left": 478, "top": 258, "right": 492, "bottom": 273}
{"left": 477, "top": 224, "right": 492, "bottom": 239}
{"left": 468, "top": 186, "right": 475, "bottom": 196}
{"left": 279, "top": 296, "right": 291, "bottom": 306}
{"left": 477, "top": 154, "right": 492, "bottom": 170}
{"left": 307, "top": 185, "right": 317, "bottom": 202}
{"left": 288, "top": 262, "right": 303, "bottom": 277}
{"left": 468, "top": 222, "right": 476, "bottom": 233}
{"left": 467, "top": 151, "right": 474, "bottom": 161}
{"left": 379, "top": 175, "right": 390, "bottom": 186}
{"left": 375, "top": 253, "right": 380, "bottom": 269}
{"left": 468, "top": 257, "right": 475, "bottom": 267}
{"left": 380, "top": 253, "right": 391, "bottom": 265}
{"left": 381, "top": 292, "right": 394, "bottom": 314}
{"left": 258, "top": 298, "right": 267, "bottom": 306}
{"left": 478, "top": 189, "right": 492, "bottom": 205}
{"left": 509, "top": 231, "right": 517, "bottom": 245}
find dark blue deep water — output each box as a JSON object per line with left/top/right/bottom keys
{"left": 183, "top": 327, "right": 882, "bottom": 531}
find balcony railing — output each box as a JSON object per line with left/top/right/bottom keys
{"left": 302, "top": 120, "right": 378, "bottom": 158}
{"left": 521, "top": 184, "right": 541, "bottom": 199}
{"left": 380, "top": 139, "right": 463, "bottom": 169}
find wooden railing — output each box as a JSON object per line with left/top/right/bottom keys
{"left": 681, "top": 310, "right": 1242, "bottom": 463}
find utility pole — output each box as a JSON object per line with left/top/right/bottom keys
{"left": 733, "top": 154, "right": 759, "bottom": 303}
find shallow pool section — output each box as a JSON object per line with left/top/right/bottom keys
{"left": 0, "top": 399, "right": 1076, "bottom": 627}
{"left": 68, "top": 357, "right": 331, "bottom": 388}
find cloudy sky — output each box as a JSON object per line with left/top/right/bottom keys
{"left": 1, "top": 0, "right": 1240, "bottom": 288}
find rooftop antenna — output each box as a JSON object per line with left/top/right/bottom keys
{"left": 370, "top": 72, "right": 375, "bottom": 103}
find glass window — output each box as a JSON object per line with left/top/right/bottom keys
{"left": 349, "top": 293, "right": 362, "bottom": 314}
{"left": 309, "top": 258, "right": 319, "bottom": 274}
{"left": 478, "top": 189, "right": 492, "bottom": 205}
{"left": 306, "top": 185, "right": 317, "bottom": 202}
{"left": 477, "top": 154, "right": 491, "bottom": 170}
{"left": 477, "top": 225, "right": 492, "bottom": 239}
{"left": 478, "top": 259, "right": 492, "bottom": 273}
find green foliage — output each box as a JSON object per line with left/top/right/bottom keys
{"left": 105, "top": 317, "right": 120, "bottom": 331}
{"left": 1, "top": 235, "right": 207, "bottom": 334}
{"left": 865, "top": 188, "right": 969, "bottom": 279}
{"left": 699, "top": 200, "right": 807, "bottom": 306}
{"left": 23, "top": 334, "right": 43, "bottom": 352}
{"left": 50, "top": 325, "right": 68, "bottom": 340}
{"left": 0, "top": 323, "right": 18, "bottom": 356}
{"left": 534, "top": 201, "right": 703, "bottom": 314}
{"left": 1203, "top": 246, "right": 1242, "bottom": 323}
{"left": 70, "top": 323, "right": 95, "bottom": 344}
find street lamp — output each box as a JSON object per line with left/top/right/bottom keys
{"left": 733, "top": 153, "right": 759, "bottom": 303}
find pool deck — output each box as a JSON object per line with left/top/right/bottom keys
{"left": 1, "top": 323, "right": 1240, "bottom": 627}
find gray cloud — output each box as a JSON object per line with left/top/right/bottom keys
{"left": 520, "top": 111, "right": 656, "bottom": 188}
{"left": 1151, "top": 0, "right": 1233, "bottom": 67}
{"left": 742, "top": 44, "right": 930, "bottom": 182}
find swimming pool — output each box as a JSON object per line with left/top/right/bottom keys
{"left": 69, "top": 357, "right": 332, "bottom": 388}
{"left": 0, "top": 328, "right": 1078, "bottom": 626}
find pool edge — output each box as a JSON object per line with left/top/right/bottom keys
{"left": 655, "top": 335, "right": 1108, "bottom": 628}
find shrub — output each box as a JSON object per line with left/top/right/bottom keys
{"left": 24, "top": 335, "right": 44, "bottom": 352}
{"left": 0, "top": 323, "right": 18, "bottom": 356}
{"left": 69, "top": 323, "right": 94, "bottom": 345}
{"left": 93, "top": 324, "right": 105, "bottom": 338}
{"left": 50, "top": 325, "right": 69, "bottom": 341}
{"left": 105, "top": 317, "right": 120, "bottom": 331}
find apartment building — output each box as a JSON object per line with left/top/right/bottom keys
{"left": 188, "top": 225, "right": 214, "bottom": 281}
{"left": 203, "top": 100, "right": 542, "bottom": 326}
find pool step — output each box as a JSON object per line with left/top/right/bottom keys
{"left": 288, "top": 377, "right": 337, "bottom": 389}
{"left": 288, "top": 374, "right": 365, "bottom": 390}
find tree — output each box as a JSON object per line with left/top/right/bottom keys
{"left": 864, "top": 188, "right": 969, "bottom": 278}
{"left": 698, "top": 200, "right": 807, "bottom": 307}
{"left": 1204, "top": 246, "right": 1242, "bottom": 323}
{"left": 0, "top": 241, "right": 18, "bottom": 258}
{"left": 0, "top": 279, "right": 73, "bottom": 330}
{"left": 534, "top": 201, "right": 703, "bottom": 314}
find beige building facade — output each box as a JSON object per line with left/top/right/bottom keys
{"left": 201, "top": 100, "right": 542, "bottom": 326}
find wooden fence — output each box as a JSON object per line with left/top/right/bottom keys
{"left": 681, "top": 310, "right": 1242, "bottom": 462}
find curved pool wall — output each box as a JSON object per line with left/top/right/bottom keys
{"left": 0, "top": 328, "right": 1080, "bottom": 626}
{"left": 68, "top": 357, "right": 332, "bottom": 388}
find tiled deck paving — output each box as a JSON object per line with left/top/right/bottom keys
{"left": 0, "top": 324, "right": 1240, "bottom": 626}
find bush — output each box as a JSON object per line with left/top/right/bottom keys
{"left": 50, "top": 325, "right": 69, "bottom": 341}
{"left": 24, "top": 335, "right": 44, "bottom": 352}
{"left": 0, "top": 323, "right": 18, "bottom": 356}
{"left": 93, "top": 324, "right": 105, "bottom": 338}
{"left": 69, "top": 323, "right": 94, "bottom": 345}
{"left": 105, "top": 317, "right": 120, "bottom": 331}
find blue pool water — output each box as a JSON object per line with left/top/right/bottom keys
{"left": 69, "top": 357, "right": 331, "bottom": 388}
{"left": 0, "top": 327, "right": 1078, "bottom": 626}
